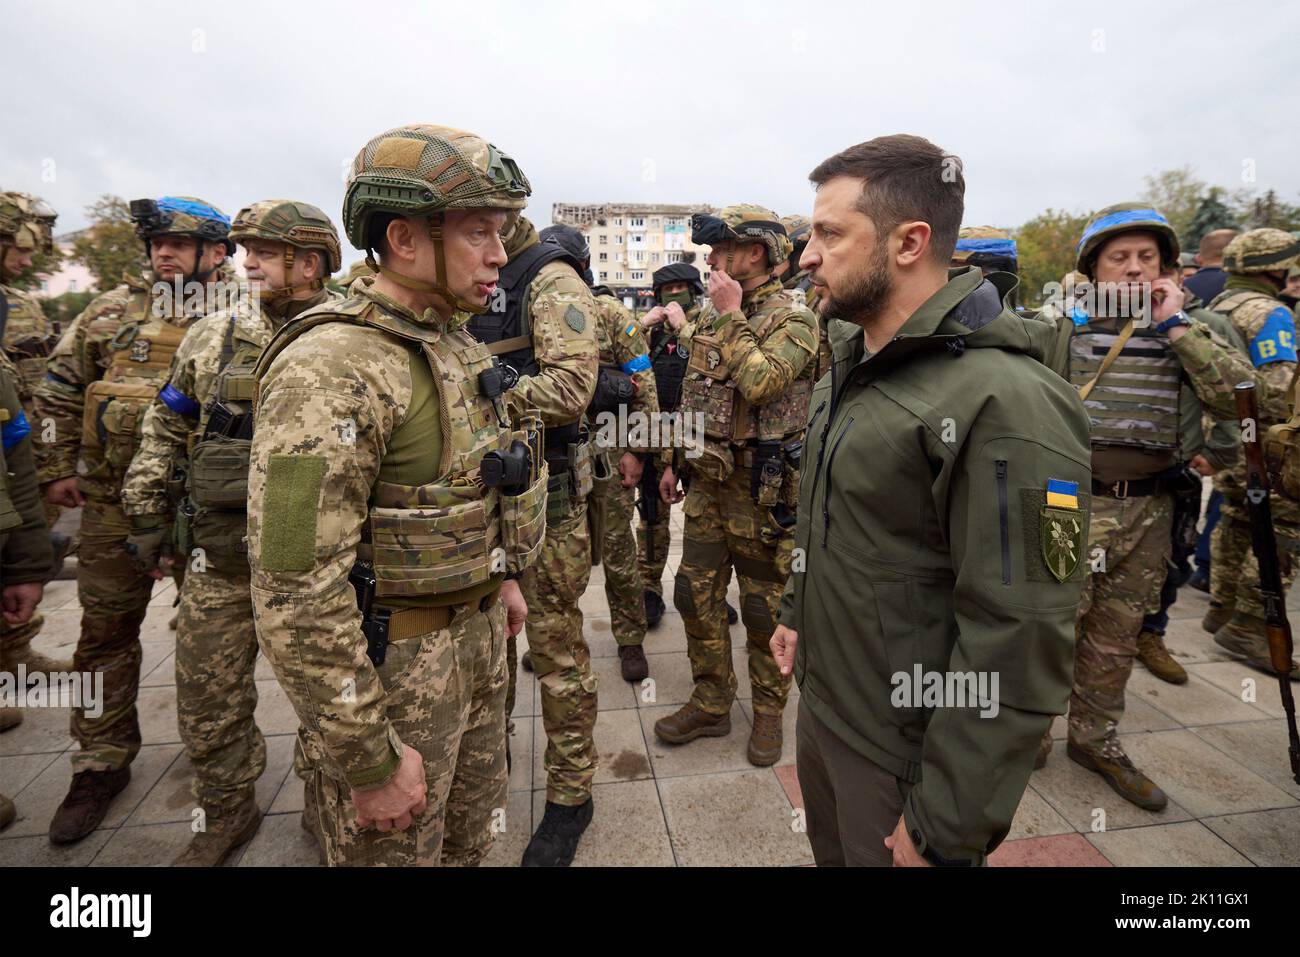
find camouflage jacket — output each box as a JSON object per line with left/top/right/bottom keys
{"left": 121, "top": 288, "right": 336, "bottom": 518}
{"left": 32, "top": 264, "right": 236, "bottom": 493}
{"left": 0, "top": 283, "right": 56, "bottom": 413}
{"left": 1, "top": 354, "right": 53, "bottom": 584}
{"left": 592, "top": 291, "right": 658, "bottom": 453}
{"left": 511, "top": 259, "right": 599, "bottom": 427}
{"left": 247, "top": 279, "right": 529, "bottom": 790}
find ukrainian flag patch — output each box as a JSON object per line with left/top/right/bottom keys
{"left": 622, "top": 320, "right": 638, "bottom": 338}
{"left": 1045, "top": 478, "right": 1079, "bottom": 510}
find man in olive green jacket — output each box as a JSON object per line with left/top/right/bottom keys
{"left": 771, "top": 135, "right": 1092, "bottom": 867}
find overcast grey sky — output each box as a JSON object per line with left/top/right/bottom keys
{"left": 4, "top": 0, "right": 1297, "bottom": 259}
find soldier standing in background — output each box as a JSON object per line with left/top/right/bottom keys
{"left": 655, "top": 206, "right": 817, "bottom": 767}
{"left": 248, "top": 125, "right": 542, "bottom": 866}
{"left": 121, "top": 200, "right": 343, "bottom": 865}
{"left": 35, "top": 196, "right": 235, "bottom": 844}
{"left": 1205, "top": 228, "right": 1300, "bottom": 676}
{"left": 466, "top": 211, "right": 600, "bottom": 866}
{"left": 0, "top": 191, "right": 68, "bottom": 740}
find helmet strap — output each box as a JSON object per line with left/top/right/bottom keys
{"left": 366, "top": 213, "right": 487, "bottom": 316}
{"left": 257, "top": 244, "right": 324, "bottom": 303}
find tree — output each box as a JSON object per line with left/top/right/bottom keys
{"left": 40, "top": 290, "right": 95, "bottom": 330}
{"left": 1185, "top": 188, "right": 1239, "bottom": 251}
{"left": 71, "top": 195, "right": 143, "bottom": 293}
{"left": 1141, "top": 166, "right": 1205, "bottom": 248}
{"left": 1014, "top": 208, "right": 1093, "bottom": 308}
{"left": 1234, "top": 189, "right": 1300, "bottom": 232}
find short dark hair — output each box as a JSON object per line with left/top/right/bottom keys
{"left": 809, "top": 134, "right": 965, "bottom": 264}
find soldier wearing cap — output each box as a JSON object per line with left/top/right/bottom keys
{"left": 1037, "top": 203, "right": 1256, "bottom": 809}
{"left": 120, "top": 200, "right": 344, "bottom": 865}
{"left": 34, "top": 195, "right": 237, "bottom": 844}
{"left": 655, "top": 205, "right": 817, "bottom": 766}
{"left": 247, "top": 125, "right": 544, "bottom": 866}
{"left": 1204, "top": 228, "right": 1300, "bottom": 676}
{"left": 0, "top": 191, "right": 69, "bottom": 739}
{"left": 637, "top": 262, "right": 705, "bottom": 627}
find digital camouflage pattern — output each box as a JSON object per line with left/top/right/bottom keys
{"left": 33, "top": 264, "right": 234, "bottom": 773}
{"left": 590, "top": 290, "right": 658, "bottom": 647}
{"left": 248, "top": 275, "right": 531, "bottom": 865}
{"left": 1221, "top": 227, "right": 1300, "bottom": 275}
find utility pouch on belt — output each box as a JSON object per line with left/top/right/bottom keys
{"left": 569, "top": 430, "right": 594, "bottom": 501}
{"left": 752, "top": 440, "right": 784, "bottom": 506}
{"left": 82, "top": 380, "right": 159, "bottom": 473}
{"left": 486, "top": 416, "right": 548, "bottom": 572}
{"left": 189, "top": 436, "right": 252, "bottom": 510}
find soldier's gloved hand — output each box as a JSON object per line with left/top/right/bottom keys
{"left": 124, "top": 515, "right": 171, "bottom": 579}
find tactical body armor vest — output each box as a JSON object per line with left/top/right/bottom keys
{"left": 0, "top": 286, "right": 55, "bottom": 403}
{"left": 680, "top": 290, "right": 814, "bottom": 483}
{"left": 82, "top": 288, "right": 189, "bottom": 484}
{"left": 1068, "top": 321, "right": 1181, "bottom": 477}
{"left": 649, "top": 326, "right": 689, "bottom": 413}
{"left": 256, "top": 296, "right": 548, "bottom": 606}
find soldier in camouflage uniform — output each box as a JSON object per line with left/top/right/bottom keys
{"left": 0, "top": 192, "right": 68, "bottom": 738}
{"left": 1205, "top": 228, "right": 1300, "bottom": 676}
{"left": 655, "top": 205, "right": 818, "bottom": 767}
{"left": 1, "top": 352, "right": 55, "bottom": 832}
{"left": 247, "top": 125, "right": 544, "bottom": 867}
{"left": 34, "top": 196, "right": 236, "bottom": 844}
{"left": 465, "top": 211, "right": 599, "bottom": 866}
{"left": 537, "top": 224, "right": 659, "bottom": 682}
{"left": 1038, "top": 204, "right": 1258, "bottom": 809}
{"left": 637, "top": 262, "right": 704, "bottom": 627}
{"left": 120, "top": 200, "right": 344, "bottom": 865}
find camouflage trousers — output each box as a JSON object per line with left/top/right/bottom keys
{"left": 68, "top": 496, "right": 161, "bottom": 772}
{"left": 1210, "top": 499, "right": 1300, "bottom": 621}
{"left": 674, "top": 469, "right": 793, "bottom": 717}
{"left": 520, "top": 502, "right": 597, "bottom": 805}
{"left": 1069, "top": 492, "right": 1173, "bottom": 755}
{"left": 175, "top": 566, "right": 266, "bottom": 813}
{"left": 592, "top": 465, "right": 646, "bottom": 647}
{"left": 301, "top": 599, "right": 509, "bottom": 867}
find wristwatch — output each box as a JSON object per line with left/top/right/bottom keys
{"left": 1154, "top": 311, "right": 1190, "bottom": 334}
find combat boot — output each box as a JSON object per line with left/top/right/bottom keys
{"left": 1136, "top": 630, "right": 1188, "bottom": 684}
{"left": 171, "top": 797, "right": 261, "bottom": 867}
{"left": 1067, "top": 741, "right": 1167, "bottom": 811}
{"left": 1201, "top": 602, "right": 1232, "bottom": 634}
{"left": 48, "top": 767, "right": 132, "bottom": 844}
{"left": 618, "top": 645, "right": 649, "bottom": 682}
{"left": 521, "top": 650, "right": 534, "bottom": 673}
{"left": 0, "top": 792, "right": 14, "bottom": 831}
{"left": 644, "top": 590, "right": 665, "bottom": 629}
{"left": 0, "top": 708, "right": 22, "bottom": 733}
{"left": 726, "top": 602, "right": 738, "bottom": 626}
{"left": 1214, "top": 614, "right": 1300, "bottom": 679}
{"left": 747, "top": 711, "right": 783, "bottom": 766}
{"left": 521, "top": 798, "right": 593, "bottom": 867}
{"left": 653, "top": 702, "right": 731, "bottom": 744}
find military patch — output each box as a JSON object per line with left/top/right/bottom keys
{"left": 706, "top": 347, "right": 722, "bottom": 371}
{"left": 622, "top": 320, "right": 637, "bottom": 338}
{"left": 129, "top": 338, "right": 151, "bottom": 363}
{"left": 1041, "top": 505, "right": 1083, "bottom": 583}
{"left": 678, "top": 344, "right": 690, "bottom": 360}
{"left": 565, "top": 304, "right": 586, "bottom": 334}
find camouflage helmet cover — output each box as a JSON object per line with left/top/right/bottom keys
{"left": 953, "top": 225, "right": 1018, "bottom": 265}
{"left": 1223, "top": 227, "right": 1300, "bottom": 275}
{"left": 0, "top": 191, "right": 57, "bottom": 254}
{"left": 1076, "top": 202, "right": 1179, "bottom": 278}
{"left": 342, "top": 124, "right": 531, "bottom": 250}
{"left": 692, "top": 204, "right": 792, "bottom": 267}
{"left": 230, "top": 199, "right": 343, "bottom": 274}
{"left": 780, "top": 213, "right": 812, "bottom": 246}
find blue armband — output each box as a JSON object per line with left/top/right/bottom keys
{"left": 2, "top": 410, "right": 31, "bottom": 451}
{"left": 621, "top": 353, "right": 652, "bottom": 375}
{"left": 1249, "top": 307, "right": 1297, "bottom": 367}
{"left": 159, "top": 383, "right": 201, "bottom": 418}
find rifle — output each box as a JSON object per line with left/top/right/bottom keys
{"left": 636, "top": 453, "right": 659, "bottom": 564}
{"left": 1235, "top": 380, "right": 1300, "bottom": 784}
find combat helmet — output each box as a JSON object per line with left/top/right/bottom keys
{"left": 343, "top": 124, "right": 531, "bottom": 314}
{"left": 1223, "top": 228, "right": 1300, "bottom": 275}
{"left": 230, "top": 199, "right": 342, "bottom": 301}
{"left": 0, "top": 191, "right": 57, "bottom": 255}
{"left": 780, "top": 213, "right": 812, "bottom": 266}
{"left": 651, "top": 262, "right": 704, "bottom": 305}
{"left": 129, "top": 196, "right": 234, "bottom": 257}
{"left": 691, "top": 204, "right": 791, "bottom": 278}
{"left": 1076, "top": 203, "right": 1179, "bottom": 278}
{"left": 953, "top": 225, "right": 1018, "bottom": 274}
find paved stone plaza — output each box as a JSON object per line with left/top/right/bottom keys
{"left": 3, "top": 504, "right": 1300, "bottom": 867}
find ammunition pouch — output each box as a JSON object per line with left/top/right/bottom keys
{"left": 752, "top": 440, "right": 784, "bottom": 506}
{"left": 189, "top": 436, "right": 252, "bottom": 510}
{"left": 500, "top": 460, "right": 548, "bottom": 573}
{"left": 81, "top": 380, "right": 159, "bottom": 477}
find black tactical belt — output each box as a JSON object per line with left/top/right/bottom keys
{"left": 1091, "top": 477, "right": 1165, "bottom": 499}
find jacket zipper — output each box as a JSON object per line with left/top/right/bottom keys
{"left": 996, "top": 459, "right": 1011, "bottom": 585}
{"left": 821, "top": 417, "right": 854, "bottom": 545}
